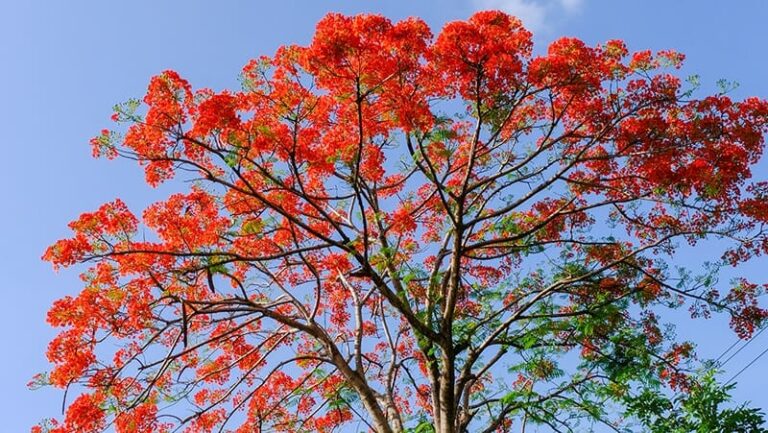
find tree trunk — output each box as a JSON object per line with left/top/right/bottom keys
{"left": 438, "top": 351, "right": 457, "bottom": 433}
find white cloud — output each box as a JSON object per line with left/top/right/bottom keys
{"left": 472, "top": 0, "right": 583, "bottom": 33}
{"left": 475, "top": 0, "right": 547, "bottom": 32}
{"left": 559, "top": 0, "right": 583, "bottom": 13}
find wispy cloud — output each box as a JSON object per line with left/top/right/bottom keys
{"left": 472, "top": 0, "right": 583, "bottom": 33}
{"left": 558, "top": 0, "right": 583, "bottom": 13}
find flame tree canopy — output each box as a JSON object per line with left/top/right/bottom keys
{"left": 36, "top": 11, "right": 768, "bottom": 433}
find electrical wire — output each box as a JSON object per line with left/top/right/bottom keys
{"left": 725, "top": 345, "right": 768, "bottom": 385}
{"left": 714, "top": 337, "right": 743, "bottom": 364}
{"left": 717, "top": 324, "right": 768, "bottom": 367}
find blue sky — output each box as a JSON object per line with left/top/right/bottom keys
{"left": 1, "top": 1, "right": 767, "bottom": 430}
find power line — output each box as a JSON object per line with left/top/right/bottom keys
{"left": 725, "top": 344, "right": 768, "bottom": 385}
{"left": 717, "top": 324, "right": 768, "bottom": 367}
{"left": 714, "top": 337, "right": 743, "bottom": 364}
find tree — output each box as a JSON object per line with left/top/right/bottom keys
{"left": 34, "top": 10, "right": 768, "bottom": 433}
{"left": 625, "top": 372, "right": 768, "bottom": 433}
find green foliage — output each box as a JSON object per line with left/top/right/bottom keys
{"left": 406, "top": 419, "right": 435, "bottom": 433}
{"left": 625, "top": 372, "right": 768, "bottom": 433}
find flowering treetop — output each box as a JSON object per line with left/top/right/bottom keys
{"left": 36, "top": 11, "right": 768, "bottom": 433}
